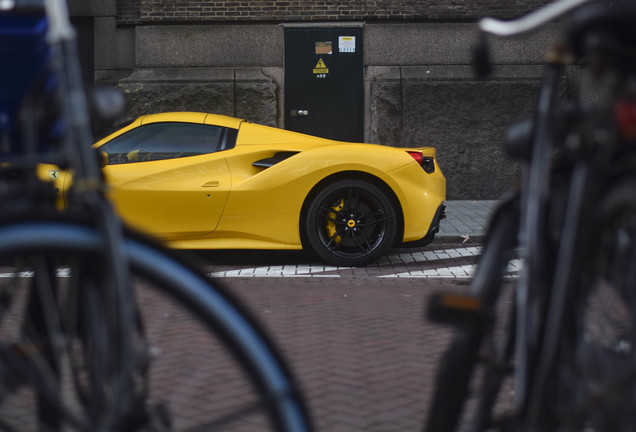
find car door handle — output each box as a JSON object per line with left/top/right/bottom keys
{"left": 201, "top": 180, "right": 220, "bottom": 187}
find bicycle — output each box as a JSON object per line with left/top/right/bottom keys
{"left": 426, "top": 0, "right": 636, "bottom": 430}
{"left": 0, "top": 0, "right": 312, "bottom": 430}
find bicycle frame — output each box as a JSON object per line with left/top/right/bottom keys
{"left": 1, "top": 0, "right": 142, "bottom": 420}
{"left": 512, "top": 60, "right": 562, "bottom": 418}
{"left": 0, "top": 2, "right": 315, "bottom": 430}
{"left": 425, "top": 2, "right": 636, "bottom": 430}
{"left": 481, "top": 0, "right": 636, "bottom": 426}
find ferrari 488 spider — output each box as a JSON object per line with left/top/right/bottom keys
{"left": 48, "top": 112, "right": 446, "bottom": 266}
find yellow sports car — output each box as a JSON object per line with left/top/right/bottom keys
{"left": 49, "top": 112, "right": 446, "bottom": 266}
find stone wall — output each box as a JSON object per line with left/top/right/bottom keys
{"left": 78, "top": 0, "right": 576, "bottom": 199}
{"left": 109, "top": 21, "right": 566, "bottom": 199}
{"left": 117, "top": 68, "right": 278, "bottom": 127}
{"left": 363, "top": 23, "right": 564, "bottom": 199}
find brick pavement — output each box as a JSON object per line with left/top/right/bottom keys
{"left": 113, "top": 200, "right": 497, "bottom": 431}
{"left": 225, "top": 265, "right": 471, "bottom": 431}
{"left": 0, "top": 201, "right": 501, "bottom": 431}
{"left": 197, "top": 245, "right": 506, "bottom": 428}
{"left": 189, "top": 201, "right": 505, "bottom": 431}
{"left": 221, "top": 252, "right": 515, "bottom": 431}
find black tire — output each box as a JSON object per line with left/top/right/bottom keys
{"left": 0, "top": 220, "right": 312, "bottom": 431}
{"left": 552, "top": 179, "right": 636, "bottom": 430}
{"left": 304, "top": 179, "right": 397, "bottom": 266}
{"left": 425, "top": 200, "right": 519, "bottom": 432}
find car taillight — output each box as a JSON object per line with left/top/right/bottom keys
{"left": 407, "top": 151, "right": 435, "bottom": 174}
{"left": 407, "top": 151, "right": 423, "bottom": 164}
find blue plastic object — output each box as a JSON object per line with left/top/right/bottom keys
{"left": 0, "top": 15, "right": 51, "bottom": 152}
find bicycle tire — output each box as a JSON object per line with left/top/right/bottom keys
{"left": 0, "top": 219, "right": 312, "bottom": 431}
{"left": 551, "top": 178, "right": 636, "bottom": 431}
{"left": 425, "top": 199, "right": 519, "bottom": 432}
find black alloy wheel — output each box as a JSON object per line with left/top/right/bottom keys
{"left": 304, "top": 179, "right": 397, "bottom": 266}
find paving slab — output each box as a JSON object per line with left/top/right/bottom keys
{"left": 436, "top": 200, "right": 499, "bottom": 243}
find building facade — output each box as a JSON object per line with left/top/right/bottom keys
{"left": 70, "top": 0, "right": 576, "bottom": 199}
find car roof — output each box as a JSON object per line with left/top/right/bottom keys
{"left": 96, "top": 112, "right": 347, "bottom": 149}
{"left": 138, "top": 112, "right": 245, "bottom": 129}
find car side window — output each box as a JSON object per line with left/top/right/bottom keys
{"left": 100, "top": 122, "right": 232, "bottom": 165}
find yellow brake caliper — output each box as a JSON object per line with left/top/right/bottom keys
{"left": 326, "top": 198, "right": 344, "bottom": 243}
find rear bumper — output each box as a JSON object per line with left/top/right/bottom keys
{"left": 401, "top": 202, "right": 446, "bottom": 247}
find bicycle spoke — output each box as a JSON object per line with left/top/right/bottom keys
{"left": 1, "top": 263, "right": 88, "bottom": 429}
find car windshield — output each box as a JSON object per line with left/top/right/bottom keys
{"left": 100, "top": 122, "right": 224, "bottom": 164}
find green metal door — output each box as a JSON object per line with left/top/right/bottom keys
{"left": 284, "top": 27, "right": 363, "bottom": 142}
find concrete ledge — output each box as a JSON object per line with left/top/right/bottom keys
{"left": 365, "top": 22, "right": 560, "bottom": 66}
{"left": 136, "top": 25, "right": 283, "bottom": 68}
{"left": 401, "top": 64, "right": 546, "bottom": 81}
{"left": 70, "top": 0, "right": 115, "bottom": 17}
{"left": 120, "top": 67, "right": 235, "bottom": 83}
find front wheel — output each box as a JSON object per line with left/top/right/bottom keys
{"left": 0, "top": 221, "right": 312, "bottom": 431}
{"left": 303, "top": 179, "right": 397, "bottom": 266}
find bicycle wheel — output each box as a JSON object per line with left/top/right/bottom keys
{"left": 552, "top": 179, "right": 636, "bottom": 431}
{"left": 0, "top": 219, "right": 311, "bottom": 431}
{"left": 425, "top": 200, "right": 519, "bottom": 432}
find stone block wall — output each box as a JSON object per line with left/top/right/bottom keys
{"left": 367, "top": 65, "right": 542, "bottom": 200}
{"left": 79, "top": 0, "right": 580, "bottom": 199}
{"left": 92, "top": 67, "right": 279, "bottom": 140}
{"left": 117, "top": 68, "right": 278, "bottom": 126}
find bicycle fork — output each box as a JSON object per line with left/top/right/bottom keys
{"left": 513, "top": 57, "right": 564, "bottom": 422}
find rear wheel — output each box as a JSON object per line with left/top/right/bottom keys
{"left": 553, "top": 179, "right": 636, "bottom": 430}
{"left": 425, "top": 201, "right": 519, "bottom": 432}
{"left": 304, "top": 179, "right": 397, "bottom": 266}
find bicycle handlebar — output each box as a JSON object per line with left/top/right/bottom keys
{"left": 0, "top": 0, "right": 44, "bottom": 14}
{"left": 43, "top": 0, "right": 75, "bottom": 42}
{"left": 0, "top": 0, "right": 73, "bottom": 42}
{"left": 479, "top": 0, "right": 590, "bottom": 37}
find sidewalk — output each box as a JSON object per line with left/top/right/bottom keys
{"left": 435, "top": 200, "right": 498, "bottom": 243}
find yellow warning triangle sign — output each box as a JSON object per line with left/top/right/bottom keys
{"left": 313, "top": 57, "right": 329, "bottom": 74}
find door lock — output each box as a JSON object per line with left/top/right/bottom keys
{"left": 291, "top": 109, "right": 309, "bottom": 116}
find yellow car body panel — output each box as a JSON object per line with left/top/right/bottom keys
{"left": 81, "top": 112, "right": 446, "bottom": 252}
{"left": 102, "top": 155, "right": 232, "bottom": 238}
